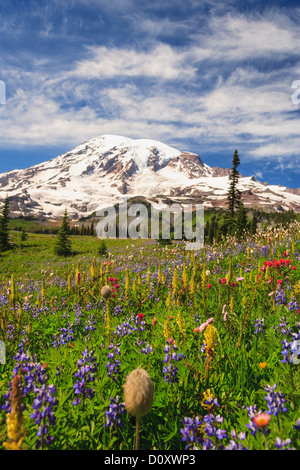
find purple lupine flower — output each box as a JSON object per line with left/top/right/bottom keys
{"left": 105, "top": 396, "right": 126, "bottom": 429}
{"left": 204, "top": 396, "right": 219, "bottom": 408}
{"left": 264, "top": 383, "right": 288, "bottom": 416}
{"left": 246, "top": 420, "right": 258, "bottom": 436}
{"left": 51, "top": 324, "right": 75, "bottom": 348}
{"left": 254, "top": 318, "right": 265, "bottom": 335}
{"left": 181, "top": 412, "right": 247, "bottom": 450}
{"left": 1, "top": 352, "right": 50, "bottom": 412}
{"left": 203, "top": 413, "right": 227, "bottom": 442}
{"left": 224, "top": 439, "right": 248, "bottom": 450}
{"left": 180, "top": 416, "right": 203, "bottom": 450}
{"left": 112, "top": 315, "right": 138, "bottom": 338}
{"left": 293, "top": 418, "right": 300, "bottom": 432}
{"left": 72, "top": 348, "right": 97, "bottom": 407}
{"left": 133, "top": 313, "right": 146, "bottom": 332}
{"left": 275, "top": 287, "right": 287, "bottom": 305}
{"left": 113, "top": 305, "right": 124, "bottom": 316}
{"left": 141, "top": 343, "right": 153, "bottom": 355}
{"left": 1, "top": 351, "right": 58, "bottom": 449}
{"left": 216, "top": 428, "right": 228, "bottom": 440}
{"left": 162, "top": 340, "right": 185, "bottom": 385}
{"left": 245, "top": 404, "right": 264, "bottom": 436}
{"left": 274, "top": 437, "right": 293, "bottom": 449}
{"left": 261, "top": 245, "right": 270, "bottom": 257}
{"left": 274, "top": 317, "right": 292, "bottom": 335}
{"left": 230, "top": 429, "right": 247, "bottom": 443}
{"left": 30, "top": 383, "right": 58, "bottom": 449}
{"left": 226, "top": 432, "right": 248, "bottom": 450}
{"left": 247, "top": 404, "right": 262, "bottom": 419}
{"left": 83, "top": 314, "right": 96, "bottom": 332}
{"left": 281, "top": 331, "right": 300, "bottom": 364}
{"left": 105, "top": 342, "right": 121, "bottom": 382}
{"left": 288, "top": 296, "right": 299, "bottom": 311}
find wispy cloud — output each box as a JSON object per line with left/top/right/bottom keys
{"left": 69, "top": 43, "right": 197, "bottom": 80}
{"left": 0, "top": 1, "right": 299, "bottom": 185}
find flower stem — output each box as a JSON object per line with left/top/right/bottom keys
{"left": 135, "top": 417, "right": 140, "bottom": 450}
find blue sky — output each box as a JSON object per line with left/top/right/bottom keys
{"left": 0, "top": 0, "right": 300, "bottom": 187}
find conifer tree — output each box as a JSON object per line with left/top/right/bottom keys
{"left": 250, "top": 210, "right": 258, "bottom": 235}
{"left": 235, "top": 202, "right": 248, "bottom": 239}
{"left": 54, "top": 209, "right": 72, "bottom": 256}
{"left": 19, "top": 227, "right": 28, "bottom": 248}
{"left": 204, "top": 220, "right": 210, "bottom": 243}
{"left": 207, "top": 216, "right": 218, "bottom": 244}
{"left": 226, "top": 150, "right": 241, "bottom": 221}
{"left": 0, "top": 196, "right": 10, "bottom": 252}
{"left": 98, "top": 239, "right": 108, "bottom": 256}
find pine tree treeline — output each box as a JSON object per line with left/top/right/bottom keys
{"left": 54, "top": 209, "right": 72, "bottom": 257}
{"left": 0, "top": 196, "right": 11, "bottom": 252}
{"left": 226, "top": 149, "right": 242, "bottom": 221}
{"left": 27, "top": 222, "right": 96, "bottom": 236}
{"left": 204, "top": 150, "right": 259, "bottom": 243}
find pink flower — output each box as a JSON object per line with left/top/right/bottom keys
{"left": 199, "top": 317, "right": 214, "bottom": 331}
{"left": 253, "top": 413, "right": 271, "bottom": 428}
{"left": 222, "top": 304, "right": 228, "bottom": 321}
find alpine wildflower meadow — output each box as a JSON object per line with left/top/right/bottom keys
{"left": 0, "top": 223, "right": 300, "bottom": 451}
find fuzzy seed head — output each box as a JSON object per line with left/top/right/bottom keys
{"left": 124, "top": 368, "right": 154, "bottom": 419}
{"left": 101, "top": 285, "right": 112, "bottom": 299}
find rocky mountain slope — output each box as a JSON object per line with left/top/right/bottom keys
{"left": 0, "top": 134, "right": 300, "bottom": 218}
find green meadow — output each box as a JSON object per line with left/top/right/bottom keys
{"left": 0, "top": 224, "right": 300, "bottom": 450}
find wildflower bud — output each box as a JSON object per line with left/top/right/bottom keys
{"left": 101, "top": 285, "right": 112, "bottom": 299}
{"left": 124, "top": 367, "right": 154, "bottom": 420}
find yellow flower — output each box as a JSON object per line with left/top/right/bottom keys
{"left": 204, "top": 324, "right": 218, "bottom": 352}
{"left": 163, "top": 316, "right": 173, "bottom": 341}
{"left": 176, "top": 310, "right": 186, "bottom": 336}
{"left": 3, "top": 375, "right": 26, "bottom": 450}
{"left": 259, "top": 362, "right": 267, "bottom": 369}
{"left": 202, "top": 389, "right": 217, "bottom": 411}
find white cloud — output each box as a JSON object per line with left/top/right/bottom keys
{"left": 70, "top": 43, "right": 197, "bottom": 81}
{"left": 189, "top": 10, "right": 300, "bottom": 62}
{"left": 0, "top": 4, "right": 299, "bottom": 170}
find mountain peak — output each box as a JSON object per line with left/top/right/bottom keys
{"left": 0, "top": 135, "right": 300, "bottom": 217}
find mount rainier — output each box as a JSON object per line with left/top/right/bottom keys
{"left": 1, "top": 134, "right": 300, "bottom": 218}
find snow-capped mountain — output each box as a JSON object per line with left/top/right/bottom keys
{"left": 1, "top": 134, "right": 300, "bottom": 218}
